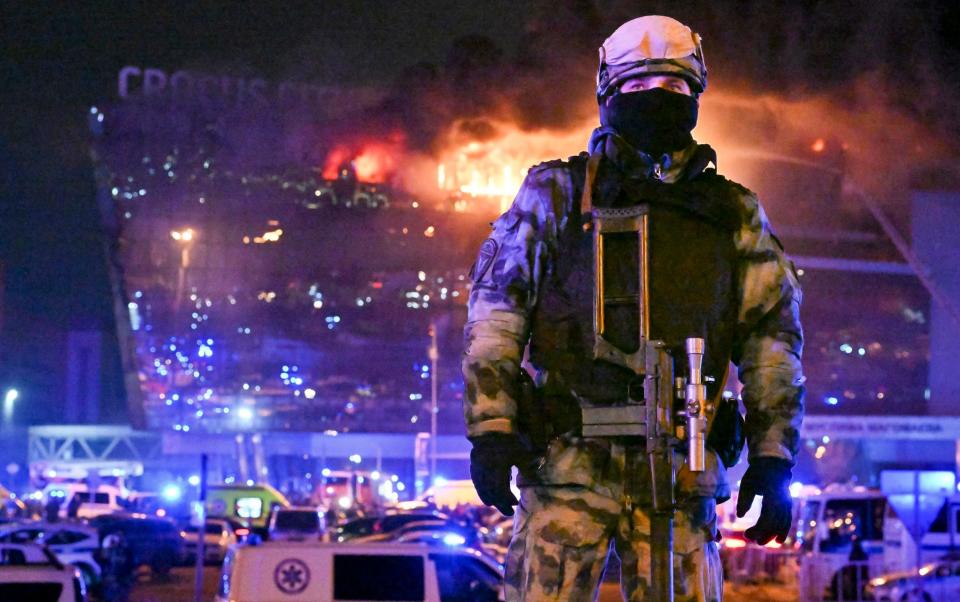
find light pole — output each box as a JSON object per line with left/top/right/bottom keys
{"left": 170, "top": 227, "right": 195, "bottom": 316}
{"left": 2, "top": 389, "right": 18, "bottom": 429}
{"left": 428, "top": 323, "right": 439, "bottom": 486}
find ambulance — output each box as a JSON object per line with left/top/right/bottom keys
{"left": 217, "top": 541, "right": 503, "bottom": 602}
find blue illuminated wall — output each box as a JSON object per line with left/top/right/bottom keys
{"left": 913, "top": 191, "right": 960, "bottom": 416}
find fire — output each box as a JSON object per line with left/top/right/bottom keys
{"left": 436, "top": 118, "right": 593, "bottom": 212}
{"left": 322, "top": 141, "right": 399, "bottom": 184}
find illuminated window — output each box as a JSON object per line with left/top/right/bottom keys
{"left": 236, "top": 497, "right": 263, "bottom": 519}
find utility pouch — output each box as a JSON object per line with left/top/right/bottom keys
{"left": 515, "top": 369, "right": 550, "bottom": 454}
{"left": 706, "top": 395, "right": 745, "bottom": 468}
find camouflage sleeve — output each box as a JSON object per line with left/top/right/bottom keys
{"left": 733, "top": 190, "right": 805, "bottom": 465}
{"left": 461, "top": 168, "right": 562, "bottom": 439}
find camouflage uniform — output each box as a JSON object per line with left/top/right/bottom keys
{"left": 463, "top": 131, "right": 804, "bottom": 601}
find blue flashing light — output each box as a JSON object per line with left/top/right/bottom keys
{"left": 825, "top": 396, "right": 839, "bottom": 406}
{"left": 162, "top": 484, "right": 182, "bottom": 502}
{"left": 839, "top": 343, "right": 853, "bottom": 354}
{"left": 434, "top": 476, "right": 448, "bottom": 487}
{"left": 187, "top": 475, "right": 200, "bottom": 487}
{"left": 442, "top": 533, "right": 466, "bottom": 546}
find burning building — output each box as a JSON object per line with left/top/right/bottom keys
{"left": 90, "top": 20, "right": 953, "bottom": 460}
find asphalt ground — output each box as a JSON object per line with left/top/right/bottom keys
{"left": 121, "top": 566, "right": 800, "bottom": 602}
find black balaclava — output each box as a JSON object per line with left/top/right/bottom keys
{"left": 599, "top": 88, "right": 699, "bottom": 158}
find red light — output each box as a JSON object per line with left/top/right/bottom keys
{"left": 236, "top": 528, "right": 250, "bottom": 537}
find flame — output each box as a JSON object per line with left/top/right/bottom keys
{"left": 436, "top": 119, "right": 592, "bottom": 213}
{"left": 322, "top": 142, "right": 398, "bottom": 184}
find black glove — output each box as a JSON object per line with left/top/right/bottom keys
{"left": 736, "top": 457, "right": 793, "bottom": 545}
{"left": 469, "top": 433, "right": 526, "bottom": 516}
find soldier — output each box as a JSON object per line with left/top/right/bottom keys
{"left": 462, "top": 15, "right": 804, "bottom": 602}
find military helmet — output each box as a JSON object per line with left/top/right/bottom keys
{"left": 596, "top": 15, "right": 707, "bottom": 99}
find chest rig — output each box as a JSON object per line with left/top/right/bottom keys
{"left": 579, "top": 152, "right": 709, "bottom": 471}
{"left": 528, "top": 149, "right": 742, "bottom": 601}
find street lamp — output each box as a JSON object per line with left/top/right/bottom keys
{"left": 428, "top": 323, "right": 439, "bottom": 485}
{"left": 3, "top": 388, "right": 19, "bottom": 426}
{"left": 170, "top": 228, "right": 196, "bottom": 315}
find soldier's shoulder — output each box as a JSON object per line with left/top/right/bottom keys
{"left": 527, "top": 152, "right": 590, "bottom": 180}
{"left": 698, "top": 169, "right": 763, "bottom": 225}
{"left": 698, "top": 169, "right": 757, "bottom": 200}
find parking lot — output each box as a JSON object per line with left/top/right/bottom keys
{"left": 125, "top": 566, "right": 799, "bottom": 602}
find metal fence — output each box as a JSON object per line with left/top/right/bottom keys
{"left": 797, "top": 556, "right": 885, "bottom": 602}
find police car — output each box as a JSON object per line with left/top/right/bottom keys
{"left": 0, "top": 542, "right": 87, "bottom": 602}
{"left": 217, "top": 541, "right": 504, "bottom": 602}
{"left": 0, "top": 521, "right": 101, "bottom": 589}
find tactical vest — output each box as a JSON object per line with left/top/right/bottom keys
{"left": 527, "top": 151, "right": 744, "bottom": 435}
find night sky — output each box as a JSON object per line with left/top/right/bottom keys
{"left": 1, "top": 1, "right": 959, "bottom": 424}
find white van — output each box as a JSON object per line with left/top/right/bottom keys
{"left": 42, "top": 484, "right": 124, "bottom": 519}
{"left": 796, "top": 487, "right": 887, "bottom": 601}
{"left": 217, "top": 542, "right": 503, "bottom": 602}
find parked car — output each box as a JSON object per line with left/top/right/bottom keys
{"left": 181, "top": 519, "right": 238, "bottom": 565}
{"left": 390, "top": 521, "right": 484, "bottom": 549}
{"left": 332, "top": 516, "right": 380, "bottom": 542}
{"left": 269, "top": 506, "right": 323, "bottom": 542}
{"left": 867, "top": 558, "right": 960, "bottom": 602}
{"left": 218, "top": 541, "right": 503, "bottom": 602}
{"left": 0, "top": 521, "right": 101, "bottom": 589}
{"left": 88, "top": 513, "right": 183, "bottom": 576}
{"left": 0, "top": 542, "right": 86, "bottom": 602}
{"left": 335, "top": 511, "right": 450, "bottom": 542}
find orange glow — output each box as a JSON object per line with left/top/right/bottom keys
{"left": 322, "top": 145, "right": 352, "bottom": 180}
{"left": 723, "top": 538, "right": 747, "bottom": 549}
{"left": 811, "top": 138, "right": 826, "bottom": 153}
{"left": 435, "top": 118, "right": 592, "bottom": 213}
{"left": 353, "top": 145, "right": 396, "bottom": 183}
{"left": 322, "top": 142, "right": 399, "bottom": 184}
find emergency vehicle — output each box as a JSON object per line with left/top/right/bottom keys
{"left": 217, "top": 541, "right": 503, "bottom": 602}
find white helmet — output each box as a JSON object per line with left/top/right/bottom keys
{"left": 596, "top": 15, "right": 707, "bottom": 99}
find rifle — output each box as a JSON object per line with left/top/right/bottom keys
{"left": 579, "top": 172, "right": 710, "bottom": 601}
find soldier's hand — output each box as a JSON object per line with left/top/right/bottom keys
{"left": 736, "top": 457, "right": 793, "bottom": 545}
{"left": 469, "top": 433, "right": 523, "bottom": 516}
